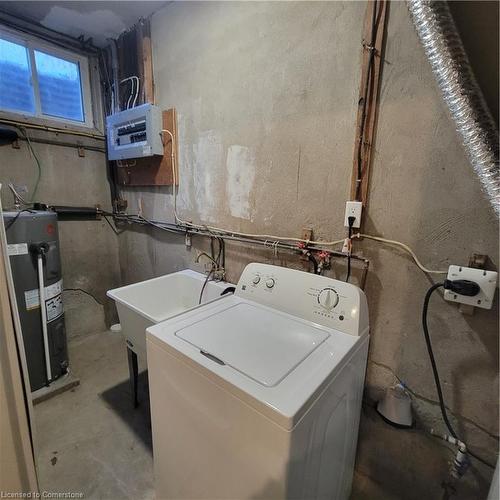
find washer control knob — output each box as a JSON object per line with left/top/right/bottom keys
{"left": 265, "top": 278, "right": 275, "bottom": 289}
{"left": 317, "top": 288, "right": 339, "bottom": 310}
{"left": 252, "top": 276, "right": 261, "bottom": 285}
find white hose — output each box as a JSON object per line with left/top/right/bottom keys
{"left": 37, "top": 253, "right": 52, "bottom": 383}
{"left": 354, "top": 234, "right": 447, "bottom": 274}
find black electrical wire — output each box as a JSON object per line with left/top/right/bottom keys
{"left": 208, "top": 235, "right": 225, "bottom": 272}
{"left": 199, "top": 235, "right": 226, "bottom": 304}
{"left": 307, "top": 252, "right": 318, "bottom": 274}
{"left": 210, "top": 236, "right": 216, "bottom": 262}
{"left": 467, "top": 449, "right": 496, "bottom": 469}
{"left": 112, "top": 212, "right": 367, "bottom": 262}
{"left": 218, "top": 237, "right": 225, "bottom": 269}
{"left": 216, "top": 240, "right": 221, "bottom": 267}
{"left": 422, "top": 284, "right": 498, "bottom": 471}
{"left": 355, "top": 0, "right": 383, "bottom": 200}
{"left": 103, "top": 215, "right": 124, "bottom": 235}
{"left": 198, "top": 267, "right": 215, "bottom": 305}
{"left": 356, "top": 1, "right": 377, "bottom": 188}
{"left": 345, "top": 217, "right": 356, "bottom": 282}
{"left": 211, "top": 236, "right": 223, "bottom": 269}
{"left": 4, "top": 209, "right": 35, "bottom": 230}
{"left": 135, "top": 214, "right": 179, "bottom": 235}
{"left": 198, "top": 236, "right": 224, "bottom": 305}
{"left": 345, "top": 228, "right": 352, "bottom": 283}
{"left": 422, "top": 283, "right": 459, "bottom": 439}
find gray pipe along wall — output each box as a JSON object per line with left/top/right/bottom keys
{"left": 407, "top": 0, "right": 500, "bottom": 217}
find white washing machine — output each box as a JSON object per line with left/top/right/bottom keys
{"left": 146, "top": 263, "right": 369, "bottom": 500}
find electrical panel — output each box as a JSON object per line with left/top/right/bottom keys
{"left": 106, "top": 103, "right": 163, "bottom": 161}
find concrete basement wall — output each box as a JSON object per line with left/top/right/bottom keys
{"left": 0, "top": 134, "right": 121, "bottom": 339}
{"left": 449, "top": 0, "right": 499, "bottom": 126}
{"left": 118, "top": 2, "right": 498, "bottom": 498}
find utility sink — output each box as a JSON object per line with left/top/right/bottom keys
{"left": 107, "top": 270, "right": 231, "bottom": 359}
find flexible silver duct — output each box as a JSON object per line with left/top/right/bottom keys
{"left": 407, "top": 0, "right": 500, "bottom": 216}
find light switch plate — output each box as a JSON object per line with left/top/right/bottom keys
{"left": 444, "top": 265, "right": 498, "bottom": 310}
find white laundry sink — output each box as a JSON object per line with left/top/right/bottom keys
{"left": 107, "top": 269, "right": 231, "bottom": 359}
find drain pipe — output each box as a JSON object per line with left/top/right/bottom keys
{"left": 407, "top": 0, "right": 499, "bottom": 217}
{"left": 30, "top": 242, "right": 52, "bottom": 384}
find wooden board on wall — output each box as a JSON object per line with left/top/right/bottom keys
{"left": 136, "top": 20, "right": 155, "bottom": 104}
{"left": 115, "top": 108, "right": 178, "bottom": 187}
{"left": 349, "top": 0, "right": 388, "bottom": 207}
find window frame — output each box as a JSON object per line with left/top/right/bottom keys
{"left": 0, "top": 26, "right": 95, "bottom": 130}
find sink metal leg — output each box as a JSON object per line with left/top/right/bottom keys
{"left": 127, "top": 346, "right": 139, "bottom": 408}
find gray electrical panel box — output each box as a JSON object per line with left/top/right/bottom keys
{"left": 106, "top": 103, "right": 164, "bottom": 160}
{"left": 4, "top": 211, "right": 68, "bottom": 391}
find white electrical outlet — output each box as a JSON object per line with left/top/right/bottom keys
{"left": 444, "top": 265, "right": 498, "bottom": 310}
{"left": 344, "top": 201, "right": 363, "bottom": 228}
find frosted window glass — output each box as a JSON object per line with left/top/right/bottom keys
{"left": 34, "top": 50, "right": 84, "bottom": 122}
{"left": 0, "top": 38, "right": 35, "bottom": 114}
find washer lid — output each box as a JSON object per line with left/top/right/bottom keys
{"left": 147, "top": 295, "right": 365, "bottom": 429}
{"left": 175, "top": 302, "right": 329, "bottom": 387}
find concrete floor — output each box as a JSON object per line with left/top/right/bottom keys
{"left": 33, "top": 330, "right": 154, "bottom": 499}
{"left": 32, "top": 329, "right": 389, "bottom": 500}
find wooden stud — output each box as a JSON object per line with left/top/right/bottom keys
{"left": 349, "top": 0, "right": 388, "bottom": 211}
{"left": 135, "top": 24, "right": 145, "bottom": 105}
{"left": 137, "top": 20, "right": 155, "bottom": 104}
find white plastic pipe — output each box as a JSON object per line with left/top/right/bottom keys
{"left": 37, "top": 253, "right": 52, "bottom": 383}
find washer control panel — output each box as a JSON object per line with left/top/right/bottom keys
{"left": 236, "top": 263, "right": 368, "bottom": 336}
{"left": 265, "top": 278, "right": 275, "bottom": 289}
{"left": 242, "top": 268, "right": 279, "bottom": 294}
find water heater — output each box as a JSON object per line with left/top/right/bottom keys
{"left": 4, "top": 210, "right": 68, "bottom": 391}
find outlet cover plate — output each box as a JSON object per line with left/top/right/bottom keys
{"left": 344, "top": 201, "right": 363, "bottom": 228}
{"left": 444, "top": 265, "right": 498, "bottom": 310}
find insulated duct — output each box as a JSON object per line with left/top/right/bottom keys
{"left": 407, "top": 0, "right": 500, "bottom": 216}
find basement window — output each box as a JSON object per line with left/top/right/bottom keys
{"left": 0, "top": 29, "right": 93, "bottom": 128}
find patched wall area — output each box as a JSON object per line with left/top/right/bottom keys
{"left": 118, "top": 2, "right": 498, "bottom": 498}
